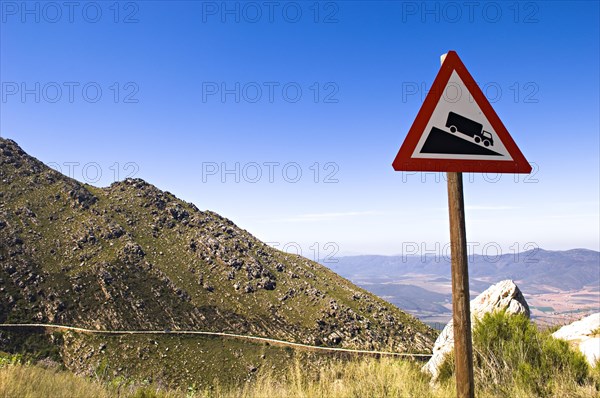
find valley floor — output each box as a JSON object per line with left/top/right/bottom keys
{"left": 350, "top": 273, "right": 600, "bottom": 329}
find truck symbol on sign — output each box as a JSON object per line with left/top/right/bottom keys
{"left": 445, "top": 112, "right": 494, "bottom": 147}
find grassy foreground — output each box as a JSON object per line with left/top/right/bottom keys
{"left": 0, "top": 357, "right": 445, "bottom": 398}
{"left": 2, "top": 312, "right": 599, "bottom": 398}
{"left": 1, "top": 355, "right": 598, "bottom": 398}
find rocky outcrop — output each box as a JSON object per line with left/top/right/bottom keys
{"left": 423, "top": 280, "right": 529, "bottom": 380}
{"left": 0, "top": 137, "right": 436, "bottom": 355}
{"left": 552, "top": 313, "right": 600, "bottom": 366}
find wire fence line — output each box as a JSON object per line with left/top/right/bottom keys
{"left": 0, "top": 323, "right": 432, "bottom": 358}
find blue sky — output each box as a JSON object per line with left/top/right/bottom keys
{"left": 1, "top": 1, "right": 599, "bottom": 257}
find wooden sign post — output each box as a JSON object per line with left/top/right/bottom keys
{"left": 392, "top": 51, "right": 532, "bottom": 397}
{"left": 447, "top": 171, "right": 474, "bottom": 398}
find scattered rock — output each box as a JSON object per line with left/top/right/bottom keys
{"left": 167, "top": 204, "right": 189, "bottom": 221}
{"left": 327, "top": 331, "right": 342, "bottom": 345}
{"left": 552, "top": 313, "right": 600, "bottom": 366}
{"left": 36, "top": 357, "right": 61, "bottom": 370}
{"left": 423, "top": 280, "right": 530, "bottom": 381}
{"left": 105, "top": 223, "right": 125, "bottom": 239}
{"left": 68, "top": 185, "right": 98, "bottom": 209}
{"left": 121, "top": 242, "right": 145, "bottom": 263}
{"left": 259, "top": 278, "right": 276, "bottom": 291}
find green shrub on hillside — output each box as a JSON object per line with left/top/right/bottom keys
{"left": 0, "top": 352, "right": 26, "bottom": 367}
{"left": 439, "top": 310, "right": 592, "bottom": 397}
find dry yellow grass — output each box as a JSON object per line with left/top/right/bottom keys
{"left": 0, "top": 357, "right": 598, "bottom": 398}
{"left": 0, "top": 362, "right": 181, "bottom": 398}
{"left": 221, "top": 357, "right": 599, "bottom": 398}
{"left": 227, "top": 358, "right": 455, "bottom": 398}
{"left": 0, "top": 364, "right": 111, "bottom": 398}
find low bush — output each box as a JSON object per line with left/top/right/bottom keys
{"left": 439, "top": 310, "right": 594, "bottom": 397}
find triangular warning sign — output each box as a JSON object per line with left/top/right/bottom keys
{"left": 393, "top": 51, "right": 531, "bottom": 173}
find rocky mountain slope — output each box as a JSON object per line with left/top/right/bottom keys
{"left": 0, "top": 138, "right": 435, "bottom": 354}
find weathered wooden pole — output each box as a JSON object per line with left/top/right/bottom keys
{"left": 446, "top": 171, "right": 474, "bottom": 398}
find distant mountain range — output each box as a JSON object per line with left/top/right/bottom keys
{"left": 325, "top": 249, "right": 600, "bottom": 325}
{"left": 328, "top": 249, "right": 599, "bottom": 291}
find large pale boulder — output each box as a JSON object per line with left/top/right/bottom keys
{"left": 552, "top": 313, "right": 600, "bottom": 366}
{"left": 423, "top": 280, "right": 529, "bottom": 380}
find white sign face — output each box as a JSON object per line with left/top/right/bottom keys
{"left": 411, "top": 71, "right": 513, "bottom": 161}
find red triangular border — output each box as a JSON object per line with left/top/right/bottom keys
{"left": 392, "top": 51, "right": 532, "bottom": 173}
